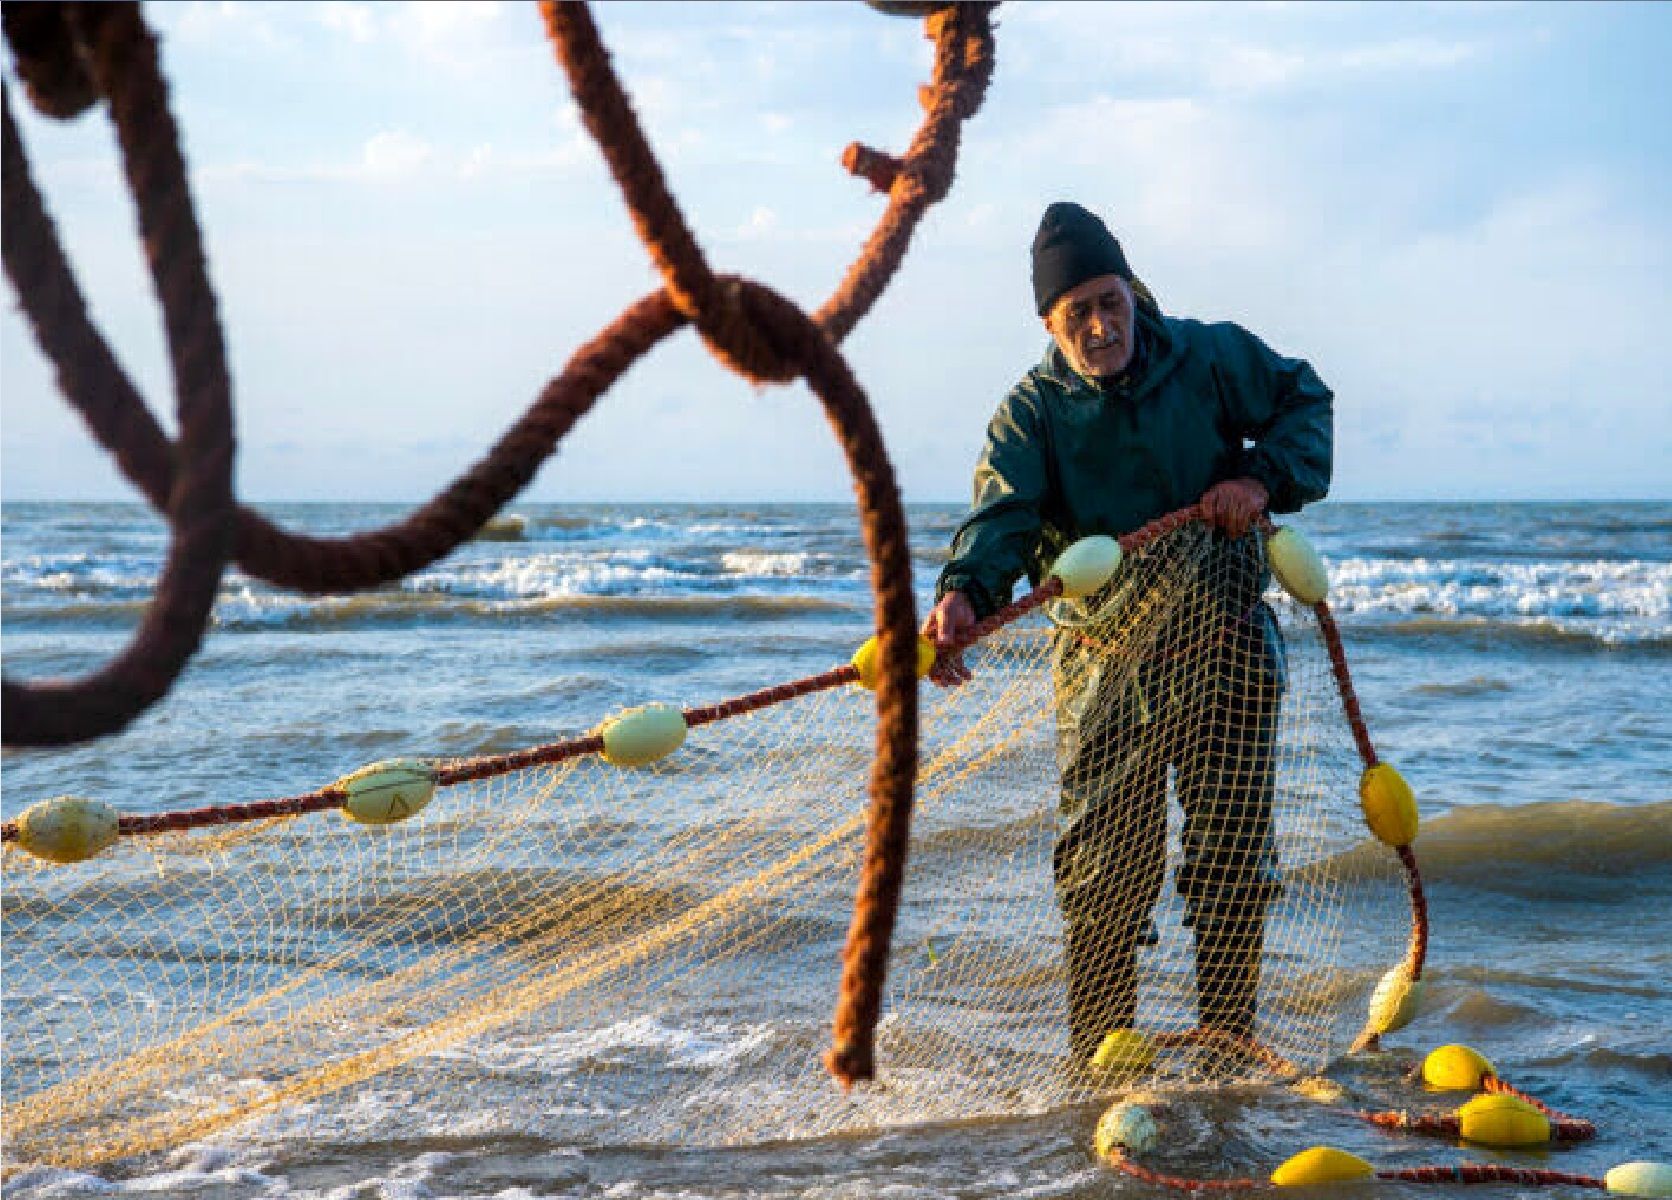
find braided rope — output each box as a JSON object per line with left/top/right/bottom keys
{"left": 1, "top": 0, "right": 997, "bottom": 679}
{"left": 2, "top": 0, "right": 999, "bottom": 1085}
{"left": 1356, "top": 1108, "right": 1596, "bottom": 1143}
{"left": 1103, "top": 1079, "right": 1606, "bottom": 1193}
{"left": 1108, "top": 1153, "right": 1609, "bottom": 1193}
{"left": 1484, "top": 1074, "right": 1593, "bottom": 1131}
{"left": 3, "top": 503, "right": 1235, "bottom": 847}
{"left": 1104, "top": 1151, "right": 1261, "bottom": 1192}
{"left": 1377, "top": 1166, "right": 1604, "bottom": 1188}
{"left": 1, "top": 565, "right": 1056, "bottom": 838}
{"left": 0, "top": 5, "right": 236, "bottom": 746}
{"left": 1303, "top": 552, "right": 1430, "bottom": 1047}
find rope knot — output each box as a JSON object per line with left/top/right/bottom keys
{"left": 690, "top": 274, "right": 810, "bottom": 387}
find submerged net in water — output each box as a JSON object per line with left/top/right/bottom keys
{"left": 1, "top": 519, "right": 1416, "bottom": 1171}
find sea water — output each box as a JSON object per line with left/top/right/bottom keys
{"left": 3, "top": 500, "right": 1668, "bottom": 1198}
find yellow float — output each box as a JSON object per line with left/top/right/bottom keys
{"left": 1271, "top": 1146, "right": 1375, "bottom": 1186}
{"left": 851, "top": 634, "right": 936, "bottom": 690}
{"left": 1422, "top": 1044, "right": 1495, "bottom": 1091}
{"left": 1048, "top": 535, "right": 1122, "bottom": 598}
{"left": 1090, "top": 1028, "right": 1157, "bottom": 1073}
{"left": 1457, "top": 1092, "right": 1550, "bottom": 1147}
{"left": 14, "top": 795, "right": 120, "bottom": 864}
{"left": 339, "top": 759, "right": 437, "bottom": 825}
{"left": 599, "top": 703, "right": 689, "bottom": 767}
{"left": 1360, "top": 762, "right": 1419, "bottom": 847}
{"left": 1266, "top": 526, "right": 1330, "bottom": 605}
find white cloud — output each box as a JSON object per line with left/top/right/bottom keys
{"left": 1333, "top": 37, "right": 1482, "bottom": 73}
{"left": 736, "top": 206, "right": 779, "bottom": 240}
{"left": 1004, "top": 4, "right": 1503, "bottom": 97}
{"left": 196, "top": 130, "right": 438, "bottom": 184}
{"left": 361, "top": 130, "right": 433, "bottom": 178}
{"left": 163, "top": 0, "right": 287, "bottom": 49}
{"left": 317, "top": 1, "right": 378, "bottom": 44}
{"left": 397, "top": 0, "right": 510, "bottom": 73}
{"left": 455, "top": 140, "right": 589, "bottom": 181}
{"left": 408, "top": 0, "right": 504, "bottom": 44}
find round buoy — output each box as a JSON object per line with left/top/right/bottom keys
{"left": 1422, "top": 1044, "right": 1495, "bottom": 1091}
{"left": 1271, "top": 1146, "right": 1375, "bottom": 1187}
{"left": 1265, "top": 527, "right": 1329, "bottom": 605}
{"left": 15, "top": 795, "right": 120, "bottom": 864}
{"left": 1360, "top": 763, "right": 1419, "bottom": 847}
{"left": 1091, "top": 1028, "right": 1157, "bottom": 1073}
{"left": 339, "top": 760, "right": 437, "bottom": 825}
{"left": 1048, "top": 536, "right": 1122, "bottom": 599}
{"left": 851, "top": 634, "right": 936, "bottom": 691}
{"left": 1606, "top": 1162, "right": 1672, "bottom": 1197}
{"left": 1093, "top": 1101, "right": 1159, "bottom": 1158}
{"left": 600, "top": 703, "right": 689, "bottom": 767}
{"left": 1458, "top": 1092, "right": 1551, "bottom": 1147}
{"left": 1368, "top": 962, "right": 1424, "bottom": 1035}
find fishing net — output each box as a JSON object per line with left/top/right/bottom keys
{"left": 1, "top": 523, "right": 1412, "bottom": 1172}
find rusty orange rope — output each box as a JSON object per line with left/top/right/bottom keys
{"left": 1356, "top": 1107, "right": 1596, "bottom": 1143}
{"left": 2, "top": 501, "right": 1219, "bottom": 850}
{"left": 1105, "top": 1069, "right": 1606, "bottom": 1193}
{"left": 0, "top": 8, "right": 236, "bottom": 746}
{"left": 1, "top": 0, "right": 997, "bottom": 711}
{"left": 1107, "top": 1153, "right": 1610, "bottom": 1193}
{"left": 1379, "top": 1166, "right": 1604, "bottom": 1188}
{"left": 1277, "top": 517, "right": 1430, "bottom": 1047}
{"left": 1, "top": 0, "right": 999, "bottom": 1087}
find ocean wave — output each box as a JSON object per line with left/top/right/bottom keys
{"left": 1310, "top": 556, "right": 1670, "bottom": 648}
{"left": 1407, "top": 676, "right": 1514, "bottom": 697}
{"left": 719, "top": 550, "right": 835, "bottom": 577}
{"left": 1352, "top": 615, "right": 1672, "bottom": 651}
{"left": 258, "top": 592, "right": 854, "bottom": 629}
{"left": 1335, "top": 799, "right": 1672, "bottom": 887}
{"left": 1326, "top": 556, "right": 1669, "bottom": 620}
{"left": 1, "top": 552, "right": 159, "bottom": 599}
{"left": 5, "top": 592, "right": 858, "bottom": 633}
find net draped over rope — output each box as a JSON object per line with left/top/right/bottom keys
{"left": 4, "top": 514, "right": 1417, "bottom": 1173}
{"left": 1, "top": 0, "right": 999, "bottom": 1085}
{"left": 2, "top": 1, "right": 1438, "bottom": 1182}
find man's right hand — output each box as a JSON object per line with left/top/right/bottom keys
{"left": 922, "top": 591, "right": 977, "bottom": 687}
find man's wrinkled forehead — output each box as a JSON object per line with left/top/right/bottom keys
{"left": 1050, "top": 274, "right": 1131, "bottom": 321}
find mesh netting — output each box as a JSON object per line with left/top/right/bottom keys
{"left": 1, "top": 527, "right": 1405, "bottom": 1171}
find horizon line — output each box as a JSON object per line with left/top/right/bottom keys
{"left": 4, "top": 495, "right": 1669, "bottom": 506}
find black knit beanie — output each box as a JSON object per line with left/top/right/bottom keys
{"left": 1031, "top": 202, "right": 1132, "bottom": 316}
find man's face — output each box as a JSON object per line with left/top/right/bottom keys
{"left": 1044, "top": 273, "right": 1135, "bottom": 380}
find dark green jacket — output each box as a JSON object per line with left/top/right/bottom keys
{"left": 937, "top": 305, "right": 1333, "bottom": 618}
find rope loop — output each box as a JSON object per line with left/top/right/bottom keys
{"left": 1, "top": 3, "right": 238, "bottom": 745}
{"left": 1, "top": 1, "right": 99, "bottom": 119}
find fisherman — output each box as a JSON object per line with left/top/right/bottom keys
{"left": 924, "top": 202, "right": 1333, "bottom": 1064}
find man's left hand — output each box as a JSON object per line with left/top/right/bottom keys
{"left": 1201, "top": 477, "right": 1269, "bottom": 539}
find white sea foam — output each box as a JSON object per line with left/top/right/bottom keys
{"left": 430, "top": 1014, "right": 778, "bottom": 1076}
{"left": 720, "top": 551, "right": 825, "bottom": 577}
{"left": 1323, "top": 557, "right": 1669, "bottom": 620}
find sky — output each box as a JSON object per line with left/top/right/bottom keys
{"left": 3, "top": 0, "right": 1670, "bottom": 503}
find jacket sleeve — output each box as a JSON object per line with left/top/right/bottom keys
{"left": 936, "top": 386, "right": 1050, "bottom": 620}
{"left": 1214, "top": 324, "right": 1334, "bottom": 514}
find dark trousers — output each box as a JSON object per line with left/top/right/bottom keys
{"left": 1052, "top": 580, "right": 1282, "bottom": 1063}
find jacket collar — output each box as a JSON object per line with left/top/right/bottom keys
{"left": 1033, "top": 304, "right": 1182, "bottom": 405}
